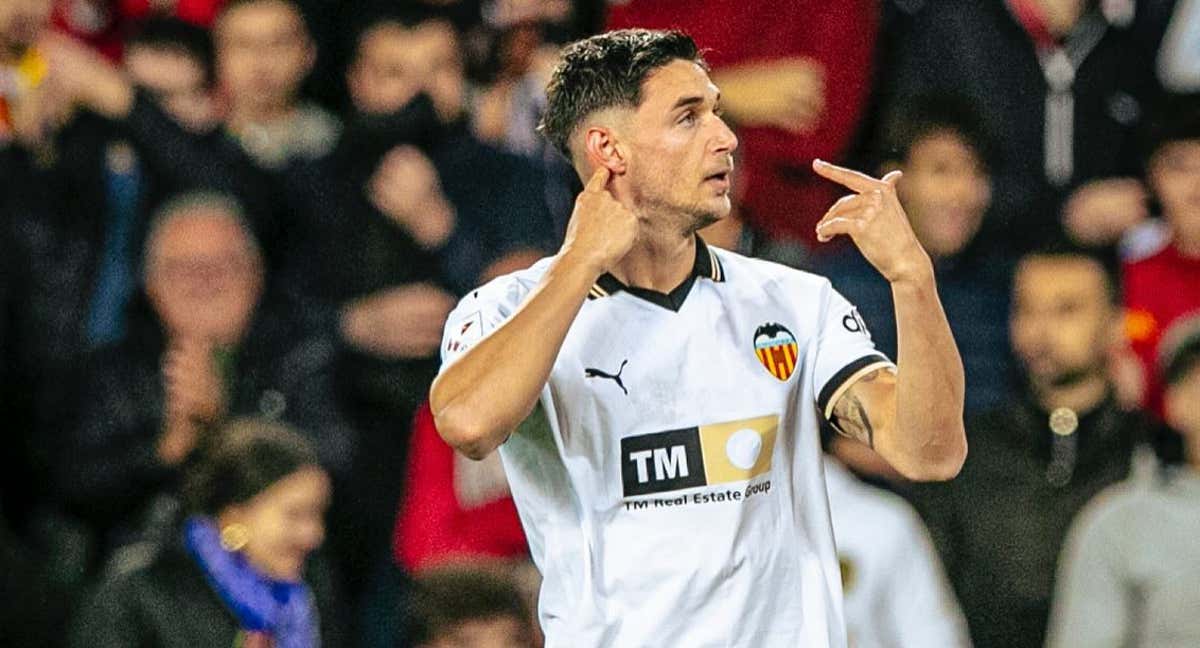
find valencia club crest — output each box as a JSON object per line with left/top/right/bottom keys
{"left": 753, "top": 323, "right": 799, "bottom": 381}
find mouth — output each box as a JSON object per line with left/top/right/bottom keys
{"left": 704, "top": 170, "right": 732, "bottom": 189}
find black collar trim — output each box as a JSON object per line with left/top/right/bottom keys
{"left": 587, "top": 236, "right": 725, "bottom": 311}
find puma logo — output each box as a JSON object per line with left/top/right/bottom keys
{"left": 585, "top": 359, "right": 629, "bottom": 395}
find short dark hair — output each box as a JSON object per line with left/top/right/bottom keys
{"left": 182, "top": 418, "right": 321, "bottom": 516}
{"left": 538, "top": 28, "right": 704, "bottom": 158}
{"left": 1019, "top": 238, "right": 1121, "bottom": 305}
{"left": 126, "top": 17, "right": 216, "bottom": 86}
{"left": 407, "top": 568, "right": 530, "bottom": 644}
{"left": 1141, "top": 95, "right": 1200, "bottom": 170}
{"left": 880, "top": 92, "right": 994, "bottom": 171}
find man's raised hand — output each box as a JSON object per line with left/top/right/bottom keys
{"left": 813, "top": 159, "right": 932, "bottom": 284}
{"left": 561, "top": 166, "right": 639, "bottom": 276}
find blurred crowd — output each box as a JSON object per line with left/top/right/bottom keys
{"left": 0, "top": 0, "right": 1197, "bottom": 646}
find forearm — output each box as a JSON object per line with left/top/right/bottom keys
{"left": 430, "top": 254, "right": 597, "bottom": 459}
{"left": 887, "top": 266, "right": 967, "bottom": 480}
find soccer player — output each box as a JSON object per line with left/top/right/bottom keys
{"left": 430, "top": 29, "right": 967, "bottom": 647}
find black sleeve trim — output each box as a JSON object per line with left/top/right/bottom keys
{"left": 817, "top": 353, "right": 891, "bottom": 419}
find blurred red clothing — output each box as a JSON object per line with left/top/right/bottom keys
{"left": 1124, "top": 242, "right": 1200, "bottom": 415}
{"left": 119, "top": 0, "right": 225, "bottom": 26}
{"left": 607, "top": 0, "right": 877, "bottom": 244}
{"left": 52, "top": 0, "right": 224, "bottom": 60}
{"left": 393, "top": 403, "right": 528, "bottom": 572}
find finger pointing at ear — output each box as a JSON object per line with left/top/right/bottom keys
{"left": 585, "top": 165, "right": 612, "bottom": 193}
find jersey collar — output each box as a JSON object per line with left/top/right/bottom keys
{"left": 587, "top": 236, "right": 725, "bottom": 311}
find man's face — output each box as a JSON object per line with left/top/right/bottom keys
{"left": 124, "top": 46, "right": 217, "bottom": 134}
{"left": 215, "top": 0, "right": 312, "bottom": 115}
{"left": 0, "top": 0, "right": 51, "bottom": 59}
{"left": 1010, "top": 256, "right": 1115, "bottom": 390}
{"left": 348, "top": 21, "right": 463, "bottom": 121}
{"left": 145, "top": 209, "right": 263, "bottom": 344}
{"left": 896, "top": 131, "right": 991, "bottom": 258}
{"left": 618, "top": 59, "right": 738, "bottom": 233}
{"left": 1148, "top": 140, "right": 1200, "bottom": 247}
{"left": 426, "top": 615, "right": 530, "bottom": 648}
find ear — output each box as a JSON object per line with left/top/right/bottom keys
{"left": 582, "top": 126, "right": 626, "bottom": 175}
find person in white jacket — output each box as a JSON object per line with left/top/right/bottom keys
{"left": 824, "top": 456, "right": 971, "bottom": 648}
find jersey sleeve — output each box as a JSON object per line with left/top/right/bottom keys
{"left": 439, "top": 274, "right": 530, "bottom": 371}
{"left": 812, "top": 281, "right": 895, "bottom": 421}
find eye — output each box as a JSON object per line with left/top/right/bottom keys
{"left": 678, "top": 110, "right": 697, "bottom": 126}
{"left": 713, "top": 106, "right": 725, "bottom": 118}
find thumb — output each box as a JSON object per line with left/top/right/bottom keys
{"left": 585, "top": 165, "right": 612, "bottom": 193}
{"left": 815, "top": 216, "right": 859, "bottom": 243}
{"left": 881, "top": 170, "right": 903, "bottom": 188}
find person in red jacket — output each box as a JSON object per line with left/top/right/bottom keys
{"left": 1123, "top": 100, "right": 1200, "bottom": 416}
{"left": 607, "top": 0, "right": 878, "bottom": 247}
{"left": 393, "top": 402, "right": 528, "bottom": 572}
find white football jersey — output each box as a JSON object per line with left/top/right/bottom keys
{"left": 440, "top": 240, "right": 894, "bottom": 647}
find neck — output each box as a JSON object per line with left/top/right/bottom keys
{"left": 1032, "top": 372, "right": 1108, "bottom": 414}
{"left": 227, "top": 101, "right": 295, "bottom": 131}
{"left": 610, "top": 230, "right": 696, "bottom": 293}
{"left": 699, "top": 215, "right": 744, "bottom": 252}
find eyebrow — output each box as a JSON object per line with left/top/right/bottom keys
{"left": 670, "top": 95, "right": 705, "bottom": 111}
{"left": 670, "top": 91, "right": 722, "bottom": 113}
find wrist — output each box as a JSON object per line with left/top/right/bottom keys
{"left": 557, "top": 243, "right": 607, "bottom": 280}
{"left": 884, "top": 252, "right": 934, "bottom": 287}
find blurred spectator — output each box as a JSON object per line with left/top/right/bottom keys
{"left": 607, "top": 0, "right": 878, "bottom": 247}
{"left": 0, "top": 31, "right": 293, "bottom": 465}
{"left": 907, "top": 244, "right": 1147, "bottom": 648}
{"left": 339, "top": 14, "right": 557, "bottom": 291}
{"left": 124, "top": 17, "right": 219, "bottom": 134}
{"left": 214, "top": 0, "right": 338, "bottom": 170}
{"left": 59, "top": 193, "right": 356, "bottom": 555}
{"left": 1046, "top": 315, "right": 1200, "bottom": 648}
{"left": 394, "top": 402, "right": 527, "bottom": 572}
{"left": 823, "top": 455, "right": 970, "bottom": 648}
{"left": 817, "top": 93, "right": 1014, "bottom": 417}
{"left": 36, "top": 24, "right": 335, "bottom": 307}
{"left": 312, "top": 14, "right": 552, "bottom": 598}
{"left": 881, "top": 0, "right": 1164, "bottom": 250}
{"left": 316, "top": 19, "right": 555, "bottom": 580}
{"left": 1123, "top": 98, "right": 1200, "bottom": 415}
{"left": 406, "top": 567, "right": 534, "bottom": 648}
{"left": 69, "top": 418, "right": 347, "bottom": 647}
{"left": 470, "top": 6, "right": 561, "bottom": 157}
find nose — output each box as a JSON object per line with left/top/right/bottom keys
{"left": 712, "top": 114, "right": 738, "bottom": 155}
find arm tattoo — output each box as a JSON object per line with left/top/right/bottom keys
{"left": 831, "top": 369, "right": 884, "bottom": 447}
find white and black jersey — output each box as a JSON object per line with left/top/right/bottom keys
{"left": 440, "top": 238, "right": 894, "bottom": 647}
